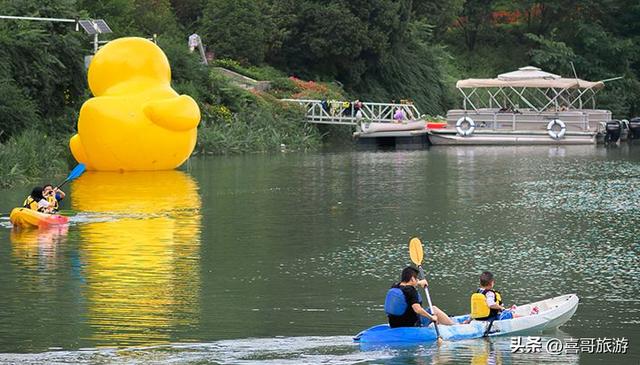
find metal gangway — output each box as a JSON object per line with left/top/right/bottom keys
{"left": 281, "top": 99, "right": 422, "bottom": 125}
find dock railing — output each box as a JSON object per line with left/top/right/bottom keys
{"left": 281, "top": 99, "right": 422, "bottom": 125}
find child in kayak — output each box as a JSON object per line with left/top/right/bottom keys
{"left": 43, "top": 184, "right": 65, "bottom": 213}
{"left": 384, "top": 267, "right": 455, "bottom": 328}
{"left": 23, "top": 186, "right": 51, "bottom": 213}
{"left": 470, "top": 271, "right": 535, "bottom": 321}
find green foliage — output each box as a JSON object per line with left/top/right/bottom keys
{"left": 201, "top": 104, "right": 234, "bottom": 125}
{"left": 281, "top": 77, "right": 346, "bottom": 100}
{"left": 170, "top": 0, "right": 205, "bottom": 28}
{"left": 201, "top": 0, "right": 273, "bottom": 64}
{"left": 353, "top": 21, "right": 454, "bottom": 114}
{"left": 133, "top": 0, "right": 179, "bottom": 35}
{"left": 78, "top": 0, "right": 179, "bottom": 37}
{"left": 268, "top": 77, "right": 298, "bottom": 97}
{"left": 212, "top": 58, "right": 242, "bottom": 72}
{"left": 158, "top": 36, "right": 211, "bottom": 102}
{"left": 412, "top": 0, "right": 465, "bottom": 40}
{"left": 0, "top": 80, "right": 39, "bottom": 141}
{"left": 197, "top": 87, "right": 321, "bottom": 154}
{"left": 0, "top": 0, "right": 86, "bottom": 141}
{"left": 520, "top": 11, "right": 640, "bottom": 116}
{"left": 194, "top": 71, "right": 322, "bottom": 154}
{"left": 456, "top": 0, "right": 494, "bottom": 52}
{"left": 0, "top": 129, "right": 71, "bottom": 188}
{"left": 526, "top": 33, "right": 576, "bottom": 74}
{"left": 207, "top": 71, "right": 257, "bottom": 111}
{"left": 76, "top": 0, "right": 138, "bottom": 37}
{"left": 212, "top": 59, "right": 285, "bottom": 81}
{"left": 267, "top": 0, "right": 412, "bottom": 85}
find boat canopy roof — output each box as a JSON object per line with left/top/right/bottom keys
{"left": 457, "top": 66, "right": 604, "bottom": 90}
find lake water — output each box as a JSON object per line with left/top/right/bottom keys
{"left": 0, "top": 145, "right": 638, "bottom": 364}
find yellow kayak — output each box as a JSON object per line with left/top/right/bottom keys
{"left": 9, "top": 208, "right": 69, "bottom": 229}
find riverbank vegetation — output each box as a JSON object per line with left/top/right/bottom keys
{"left": 1, "top": 0, "right": 639, "bottom": 187}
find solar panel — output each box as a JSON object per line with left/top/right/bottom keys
{"left": 93, "top": 19, "right": 112, "bottom": 34}
{"left": 78, "top": 19, "right": 97, "bottom": 34}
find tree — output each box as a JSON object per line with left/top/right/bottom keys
{"left": 170, "top": 0, "right": 205, "bottom": 28}
{"left": 200, "top": 0, "right": 272, "bottom": 64}
{"left": 0, "top": 0, "right": 86, "bottom": 139}
{"left": 267, "top": 0, "right": 411, "bottom": 84}
{"left": 412, "top": 0, "right": 464, "bottom": 40}
{"left": 457, "top": 0, "right": 494, "bottom": 52}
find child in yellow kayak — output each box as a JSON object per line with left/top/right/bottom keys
{"left": 43, "top": 184, "right": 65, "bottom": 213}
{"left": 23, "top": 186, "right": 51, "bottom": 213}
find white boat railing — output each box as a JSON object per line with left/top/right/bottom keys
{"left": 281, "top": 99, "right": 422, "bottom": 125}
{"left": 446, "top": 109, "right": 611, "bottom": 132}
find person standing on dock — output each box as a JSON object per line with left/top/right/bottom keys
{"left": 393, "top": 107, "right": 405, "bottom": 122}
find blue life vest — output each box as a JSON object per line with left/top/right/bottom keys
{"left": 384, "top": 287, "right": 422, "bottom": 316}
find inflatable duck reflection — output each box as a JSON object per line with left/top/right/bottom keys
{"left": 70, "top": 37, "right": 200, "bottom": 171}
{"left": 72, "top": 171, "right": 201, "bottom": 345}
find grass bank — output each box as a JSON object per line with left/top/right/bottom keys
{"left": 196, "top": 86, "right": 323, "bottom": 154}
{"left": 192, "top": 68, "right": 332, "bottom": 155}
{"left": 191, "top": 58, "right": 351, "bottom": 155}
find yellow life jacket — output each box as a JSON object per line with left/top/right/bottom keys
{"left": 23, "top": 196, "right": 40, "bottom": 211}
{"left": 470, "top": 289, "right": 502, "bottom": 319}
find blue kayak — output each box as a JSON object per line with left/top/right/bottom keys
{"left": 354, "top": 294, "right": 578, "bottom": 344}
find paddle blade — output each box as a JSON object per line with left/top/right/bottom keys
{"left": 67, "top": 163, "right": 86, "bottom": 181}
{"left": 409, "top": 237, "right": 424, "bottom": 265}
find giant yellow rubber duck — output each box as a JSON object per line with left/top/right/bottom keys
{"left": 70, "top": 37, "right": 200, "bottom": 171}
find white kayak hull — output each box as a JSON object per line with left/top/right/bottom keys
{"left": 428, "top": 129, "right": 597, "bottom": 145}
{"left": 487, "top": 293, "right": 579, "bottom": 336}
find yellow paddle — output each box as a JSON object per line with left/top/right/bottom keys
{"left": 409, "top": 237, "right": 442, "bottom": 342}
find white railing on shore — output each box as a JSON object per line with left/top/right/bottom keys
{"left": 281, "top": 99, "right": 422, "bottom": 125}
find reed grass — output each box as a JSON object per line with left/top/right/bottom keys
{"left": 0, "top": 129, "right": 71, "bottom": 188}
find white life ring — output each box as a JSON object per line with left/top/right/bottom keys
{"left": 456, "top": 117, "right": 476, "bottom": 136}
{"left": 547, "top": 119, "right": 566, "bottom": 139}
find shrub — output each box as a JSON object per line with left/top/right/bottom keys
{"left": 0, "top": 129, "right": 71, "bottom": 188}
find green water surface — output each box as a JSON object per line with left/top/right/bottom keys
{"left": 0, "top": 145, "right": 638, "bottom": 364}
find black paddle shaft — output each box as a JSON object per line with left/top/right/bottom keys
{"left": 417, "top": 266, "right": 426, "bottom": 280}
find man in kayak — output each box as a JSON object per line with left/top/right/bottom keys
{"left": 385, "top": 267, "right": 455, "bottom": 328}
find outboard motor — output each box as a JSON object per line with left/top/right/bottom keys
{"left": 629, "top": 117, "right": 640, "bottom": 140}
{"left": 620, "top": 119, "right": 630, "bottom": 141}
{"left": 604, "top": 120, "right": 621, "bottom": 144}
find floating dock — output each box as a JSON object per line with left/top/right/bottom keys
{"left": 353, "top": 129, "right": 430, "bottom": 150}
{"left": 280, "top": 97, "right": 640, "bottom": 150}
